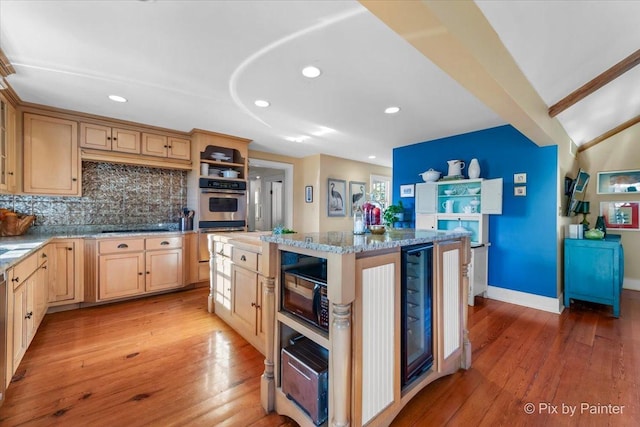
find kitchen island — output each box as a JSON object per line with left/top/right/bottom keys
{"left": 257, "top": 229, "right": 471, "bottom": 427}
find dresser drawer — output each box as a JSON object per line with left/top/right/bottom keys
{"left": 232, "top": 247, "right": 258, "bottom": 271}
{"left": 146, "top": 236, "right": 182, "bottom": 250}
{"left": 99, "top": 238, "right": 145, "bottom": 254}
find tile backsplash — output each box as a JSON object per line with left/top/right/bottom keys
{"left": 0, "top": 162, "right": 187, "bottom": 232}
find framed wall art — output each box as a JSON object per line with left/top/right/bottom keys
{"left": 597, "top": 169, "right": 640, "bottom": 194}
{"left": 400, "top": 184, "right": 415, "bottom": 198}
{"left": 327, "top": 178, "right": 347, "bottom": 217}
{"left": 600, "top": 201, "right": 639, "bottom": 230}
{"left": 349, "top": 181, "right": 366, "bottom": 216}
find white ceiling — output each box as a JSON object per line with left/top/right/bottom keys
{"left": 1, "top": 1, "right": 638, "bottom": 167}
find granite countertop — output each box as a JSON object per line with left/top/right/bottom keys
{"left": 0, "top": 228, "right": 195, "bottom": 271}
{"left": 260, "top": 228, "right": 471, "bottom": 254}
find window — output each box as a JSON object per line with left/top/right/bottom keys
{"left": 370, "top": 174, "right": 391, "bottom": 209}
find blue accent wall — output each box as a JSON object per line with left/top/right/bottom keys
{"left": 393, "top": 125, "right": 558, "bottom": 298}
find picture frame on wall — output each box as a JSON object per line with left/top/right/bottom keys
{"left": 349, "top": 181, "right": 367, "bottom": 216}
{"left": 328, "top": 178, "right": 347, "bottom": 217}
{"left": 597, "top": 169, "right": 640, "bottom": 194}
{"left": 600, "top": 201, "right": 640, "bottom": 230}
{"left": 400, "top": 184, "right": 415, "bottom": 198}
{"left": 305, "top": 185, "right": 313, "bottom": 203}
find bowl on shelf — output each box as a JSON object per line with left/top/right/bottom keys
{"left": 444, "top": 189, "right": 455, "bottom": 196}
{"left": 467, "top": 187, "right": 481, "bottom": 195}
{"left": 211, "top": 152, "right": 231, "bottom": 161}
{"left": 369, "top": 225, "right": 386, "bottom": 235}
{"left": 208, "top": 168, "right": 221, "bottom": 176}
{"left": 221, "top": 169, "right": 239, "bottom": 178}
{"left": 584, "top": 229, "right": 605, "bottom": 240}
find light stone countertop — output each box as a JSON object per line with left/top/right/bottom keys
{"left": 260, "top": 228, "right": 471, "bottom": 254}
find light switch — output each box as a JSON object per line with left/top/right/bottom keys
{"left": 514, "top": 173, "right": 527, "bottom": 184}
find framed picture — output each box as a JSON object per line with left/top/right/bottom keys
{"left": 305, "top": 185, "right": 313, "bottom": 203}
{"left": 400, "top": 184, "right": 415, "bottom": 198}
{"left": 597, "top": 169, "right": 640, "bottom": 194}
{"left": 327, "top": 178, "right": 347, "bottom": 217}
{"left": 600, "top": 201, "right": 639, "bottom": 230}
{"left": 514, "top": 186, "right": 526, "bottom": 196}
{"left": 349, "top": 181, "right": 367, "bottom": 216}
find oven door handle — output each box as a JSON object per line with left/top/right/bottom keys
{"left": 201, "top": 189, "right": 246, "bottom": 195}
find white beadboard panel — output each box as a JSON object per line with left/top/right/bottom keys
{"left": 442, "top": 249, "right": 460, "bottom": 359}
{"left": 362, "top": 262, "right": 395, "bottom": 424}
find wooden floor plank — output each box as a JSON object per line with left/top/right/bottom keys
{"left": 1, "top": 287, "right": 638, "bottom": 426}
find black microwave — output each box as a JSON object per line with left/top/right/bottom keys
{"left": 282, "top": 265, "right": 329, "bottom": 331}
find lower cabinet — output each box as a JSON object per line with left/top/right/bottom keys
{"left": 48, "top": 239, "right": 84, "bottom": 306}
{"left": 85, "top": 235, "right": 184, "bottom": 302}
{"left": 211, "top": 237, "right": 265, "bottom": 354}
{"left": 7, "top": 247, "right": 49, "bottom": 377}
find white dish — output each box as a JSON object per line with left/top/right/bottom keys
{"left": 444, "top": 189, "right": 455, "bottom": 196}
{"left": 211, "top": 152, "right": 231, "bottom": 161}
{"left": 467, "top": 188, "right": 481, "bottom": 195}
{"left": 221, "top": 169, "right": 239, "bottom": 178}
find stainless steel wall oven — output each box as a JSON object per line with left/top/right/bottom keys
{"left": 198, "top": 178, "right": 247, "bottom": 230}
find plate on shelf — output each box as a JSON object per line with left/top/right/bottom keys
{"left": 211, "top": 152, "right": 231, "bottom": 161}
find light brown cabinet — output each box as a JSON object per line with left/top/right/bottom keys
{"left": 80, "top": 123, "right": 140, "bottom": 154}
{"left": 0, "top": 94, "right": 17, "bottom": 193}
{"left": 87, "top": 235, "right": 184, "bottom": 302}
{"left": 7, "top": 248, "right": 49, "bottom": 376}
{"left": 48, "top": 239, "right": 84, "bottom": 306}
{"left": 23, "top": 113, "right": 80, "bottom": 195}
{"left": 141, "top": 133, "right": 190, "bottom": 161}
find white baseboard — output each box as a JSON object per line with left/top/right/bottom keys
{"left": 624, "top": 278, "right": 640, "bottom": 291}
{"left": 486, "top": 285, "right": 564, "bottom": 314}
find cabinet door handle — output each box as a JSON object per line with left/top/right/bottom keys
{"left": 11, "top": 276, "right": 19, "bottom": 282}
{"left": 42, "top": 265, "right": 47, "bottom": 270}
{"left": 42, "top": 253, "right": 47, "bottom": 258}
{"left": 117, "top": 243, "right": 129, "bottom": 249}
{"left": 138, "top": 272, "right": 143, "bottom": 276}
{"left": 240, "top": 255, "right": 246, "bottom": 261}
{"left": 25, "top": 311, "right": 33, "bottom": 319}
{"left": 67, "top": 247, "right": 73, "bottom": 251}
{"left": 72, "top": 178, "right": 78, "bottom": 182}
{"left": 146, "top": 271, "right": 150, "bottom": 275}
{"left": 160, "top": 241, "right": 170, "bottom": 245}
{"left": 251, "top": 302, "right": 261, "bottom": 309}
{"left": 8, "top": 171, "right": 13, "bottom": 175}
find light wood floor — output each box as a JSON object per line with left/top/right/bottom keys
{"left": 1, "top": 287, "right": 638, "bottom": 426}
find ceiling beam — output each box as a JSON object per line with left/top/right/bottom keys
{"left": 549, "top": 48, "right": 640, "bottom": 118}
{"left": 359, "top": 0, "right": 570, "bottom": 148}
{"left": 578, "top": 114, "right": 640, "bottom": 152}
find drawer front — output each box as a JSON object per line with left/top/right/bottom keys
{"left": 99, "top": 239, "right": 145, "bottom": 254}
{"left": 11, "top": 252, "right": 39, "bottom": 289}
{"left": 232, "top": 247, "right": 258, "bottom": 271}
{"left": 146, "top": 236, "right": 183, "bottom": 250}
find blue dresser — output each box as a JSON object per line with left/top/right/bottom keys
{"left": 564, "top": 234, "right": 624, "bottom": 317}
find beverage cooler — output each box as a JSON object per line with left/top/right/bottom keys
{"left": 401, "top": 244, "right": 434, "bottom": 388}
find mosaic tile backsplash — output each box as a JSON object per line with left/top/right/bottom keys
{"left": 0, "top": 162, "right": 188, "bottom": 233}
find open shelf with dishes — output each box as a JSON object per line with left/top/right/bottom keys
{"left": 199, "top": 145, "right": 246, "bottom": 179}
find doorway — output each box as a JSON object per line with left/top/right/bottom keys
{"left": 248, "top": 159, "right": 293, "bottom": 232}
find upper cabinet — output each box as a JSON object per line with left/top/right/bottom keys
{"left": 23, "top": 113, "right": 80, "bottom": 196}
{"left": 80, "top": 123, "right": 140, "bottom": 154}
{"left": 415, "top": 178, "right": 503, "bottom": 244}
{"left": 0, "top": 94, "right": 17, "bottom": 193}
{"left": 141, "top": 133, "right": 191, "bottom": 161}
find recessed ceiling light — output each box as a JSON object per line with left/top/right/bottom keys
{"left": 254, "top": 99, "right": 270, "bottom": 108}
{"left": 368, "top": 155, "right": 376, "bottom": 159}
{"left": 285, "top": 136, "right": 309, "bottom": 143}
{"left": 384, "top": 106, "right": 400, "bottom": 114}
{"left": 302, "top": 66, "right": 321, "bottom": 78}
{"left": 108, "top": 95, "right": 127, "bottom": 103}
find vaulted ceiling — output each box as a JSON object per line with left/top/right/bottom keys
{"left": 1, "top": 1, "right": 638, "bottom": 167}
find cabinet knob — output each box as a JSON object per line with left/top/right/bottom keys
{"left": 8, "top": 171, "right": 13, "bottom": 175}
{"left": 67, "top": 247, "right": 73, "bottom": 251}
{"left": 146, "top": 271, "right": 150, "bottom": 275}
{"left": 113, "top": 137, "right": 117, "bottom": 141}
{"left": 138, "top": 272, "right": 143, "bottom": 276}
{"left": 11, "top": 276, "right": 19, "bottom": 282}
{"left": 42, "top": 253, "right": 47, "bottom": 258}
{"left": 107, "top": 136, "right": 112, "bottom": 140}
{"left": 42, "top": 265, "right": 47, "bottom": 270}
{"left": 117, "top": 243, "right": 129, "bottom": 249}
{"left": 25, "top": 311, "right": 33, "bottom": 319}
{"left": 251, "top": 302, "right": 261, "bottom": 309}
{"left": 72, "top": 178, "right": 78, "bottom": 182}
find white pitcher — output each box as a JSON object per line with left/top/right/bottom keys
{"left": 442, "top": 200, "right": 455, "bottom": 213}
{"left": 447, "top": 160, "right": 465, "bottom": 177}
